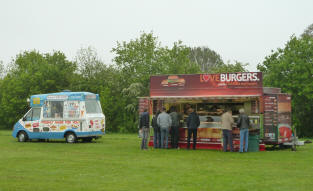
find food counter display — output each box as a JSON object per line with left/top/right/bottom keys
{"left": 176, "top": 113, "right": 262, "bottom": 151}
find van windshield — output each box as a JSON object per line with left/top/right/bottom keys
{"left": 86, "top": 100, "right": 102, "bottom": 114}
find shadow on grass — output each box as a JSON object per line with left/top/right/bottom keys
{"left": 11, "top": 139, "right": 103, "bottom": 144}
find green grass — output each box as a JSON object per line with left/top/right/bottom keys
{"left": 0, "top": 130, "right": 313, "bottom": 191}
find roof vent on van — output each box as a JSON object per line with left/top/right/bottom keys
{"left": 62, "top": 90, "right": 71, "bottom": 92}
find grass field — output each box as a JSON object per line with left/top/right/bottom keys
{"left": 0, "top": 130, "right": 312, "bottom": 191}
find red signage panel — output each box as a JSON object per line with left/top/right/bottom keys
{"left": 150, "top": 72, "right": 263, "bottom": 97}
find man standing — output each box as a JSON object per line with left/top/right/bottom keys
{"left": 139, "top": 109, "right": 150, "bottom": 150}
{"left": 237, "top": 108, "right": 250, "bottom": 153}
{"left": 221, "top": 109, "right": 234, "bottom": 152}
{"left": 186, "top": 107, "right": 200, "bottom": 150}
{"left": 152, "top": 110, "right": 161, "bottom": 148}
{"left": 157, "top": 107, "right": 172, "bottom": 149}
{"left": 169, "top": 107, "right": 180, "bottom": 149}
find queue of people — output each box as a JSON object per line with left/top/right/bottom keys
{"left": 140, "top": 106, "right": 200, "bottom": 150}
{"left": 139, "top": 107, "right": 250, "bottom": 152}
{"left": 221, "top": 108, "right": 250, "bottom": 153}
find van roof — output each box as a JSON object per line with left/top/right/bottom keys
{"left": 30, "top": 92, "right": 99, "bottom": 107}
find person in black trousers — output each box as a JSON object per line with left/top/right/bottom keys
{"left": 139, "top": 109, "right": 150, "bottom": 150}
{"left": 186, "top": 107, "right": 200, "bottom": 150}
{"left": 152, "top": 110, "right": 161, "bottom": 148}
{"left": 169, "top": 107, "right": 180, "bottom": 149}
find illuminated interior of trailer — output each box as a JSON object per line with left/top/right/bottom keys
{"left": 151, "top": 96, "right": 260, "bottom": 129}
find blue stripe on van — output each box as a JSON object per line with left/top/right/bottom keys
{"left": 12, "top": 122, "right": 105, "bottom": 140}
{"left": 12, "top": 122, "right": 24, "bottom": 138}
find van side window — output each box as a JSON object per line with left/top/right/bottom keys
{"left": 86, "top": 100, "right": 102, "bottom": 114}
{"left": 24, "top": 108, "right": 41, "bottom": 121}
{"left": 25, "top": 109, "right": 33, "bottom": 121}
{"left": 64, "top": 101, "right": 80, "bottom": 118}
{"left": 43, "top": 101, "right": 64, "bottom": 118}
{"left": 32, "top": 108, "right": 41, "bottom": 121}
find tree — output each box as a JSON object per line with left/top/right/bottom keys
{"left": 0, "top": 60, "right": 5, "bottom": 79}
{"left": 301, "top": 23, "right": 313, "bottom": 38}
{"left": 162, "top": 41, "right": 200, "bottom": 74}
{"left": 189, "top": 46, "right": 224, "bottom": 72}
{"left": 73, "top": 46, "right": 111, "bottom": 93}
{"left": 112, "top": 32, "right": 201, "bottom": 94}
{"left": 211, "top": 61, "right": 248, "bottom": 73}
{"left": 0, "top": 50, "right": 76, "bottom": 129}
{"left": 111, "top": 32, "right": 201, "bottom": 132}
{"left": 257, "top": 35, "right": 313, "bottom": 137}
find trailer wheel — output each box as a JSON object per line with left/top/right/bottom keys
{"left": 18, "top": 131, "right": 28, "bottom": 142}
{"left": 65, "top": 132, "right": 77, "bottom": 143}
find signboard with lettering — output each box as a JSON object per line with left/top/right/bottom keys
{"left": 150, "top": 72, "right": 263, "bottom": 97}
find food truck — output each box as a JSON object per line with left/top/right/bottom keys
{"left": 140, "top": 72, "right": 292, "bottom": 151}
{"left": 12, "top": 91, "right": 105, "bottom": 143}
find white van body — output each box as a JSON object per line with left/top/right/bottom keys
{"left": 12, "top": 92, "right": 105, "bottom": 143}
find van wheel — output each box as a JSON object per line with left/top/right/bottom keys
{"left": 18, "top": 131, "right": 28, "bottom": 142}
{"left": 65, "top": 132, "right": 77, "bottom": 143}
{"left": 82, "top": 137, "right": 93, "bottom": 142}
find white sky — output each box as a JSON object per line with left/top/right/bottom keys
{"left": 1, "top": 0, "right": 312, "bottom": 71}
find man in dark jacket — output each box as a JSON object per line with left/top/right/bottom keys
{"left": 186, "top": 107, "right": 200, "bottom": 150}
{"left": 237, "top": 108, "right": 250, "bottom": 152}
{"left": 140, "top": 109, "right": 150, "bottom": 150}
{"left": 169, "top": 107, "right": 180, "bottom": 149}
{"left": 152, "top": 110, "right": 161, "bottom": 148}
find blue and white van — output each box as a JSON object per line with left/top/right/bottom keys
{"left": 12, "top": 91, "right": 105, "bottom": 143}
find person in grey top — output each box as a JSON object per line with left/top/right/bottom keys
{"left": 237, "top": 108, "right": 250, "bottom": 152}
{"left": 157, "top": 107, "right": 172, "bottom": 149}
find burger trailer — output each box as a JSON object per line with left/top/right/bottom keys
{"left": 139, "top": 72, "right": 292, "bottom": 151}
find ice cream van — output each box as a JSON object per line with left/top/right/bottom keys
{"left": 12, "top": 91, "right": 105, "bottom": 143}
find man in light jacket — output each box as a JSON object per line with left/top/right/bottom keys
{"left": 221, "top": 109, "right": 234, "bottom": 152}
{"left": 157, "top": 107, "right": 172, "bottom": 149}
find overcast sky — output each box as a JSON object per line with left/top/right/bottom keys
{"left": 1, "top": 0, "right": 312, "bottom": 71}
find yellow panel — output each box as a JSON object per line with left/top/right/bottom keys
{"left": 33, "top": 98, "right": 40, "bottom": 105}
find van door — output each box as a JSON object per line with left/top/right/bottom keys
{"left": 22, "top": 108, "right": 41, "bottom": 134}
{"left": 85, "top": 100, "right": 104, "bottom": 132}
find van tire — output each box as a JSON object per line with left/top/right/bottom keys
{"left": 65, "top": 132, "right": 77, "bottom": 143}
{"left": 18, "top": 131, "right": 28, "bottom": 142}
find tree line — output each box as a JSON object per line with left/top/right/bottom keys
{"left": 0, "top": 25, "right": 312, "bottom": 137}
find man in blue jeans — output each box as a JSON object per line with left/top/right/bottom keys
{"left": 157, "top": 107, "right": 172, "bottom": 149}
{"left": 237, "top": 108, "right": 250, "bottom": 152}
{"left": 221, "top": 109, "right": 235, "bottom": 152}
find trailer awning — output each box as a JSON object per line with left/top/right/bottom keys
{"left": 149, "top": 95, "right": 260, "bottom": 100}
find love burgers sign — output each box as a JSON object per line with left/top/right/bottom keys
{"left": 150, "top": 72, "right": 263, "bottom": 97}
{"left": 220, "top": 73, "right": 260, "bottom": 82}
{"left": 200, "top": 72, "right": 262, "bottom": 87}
